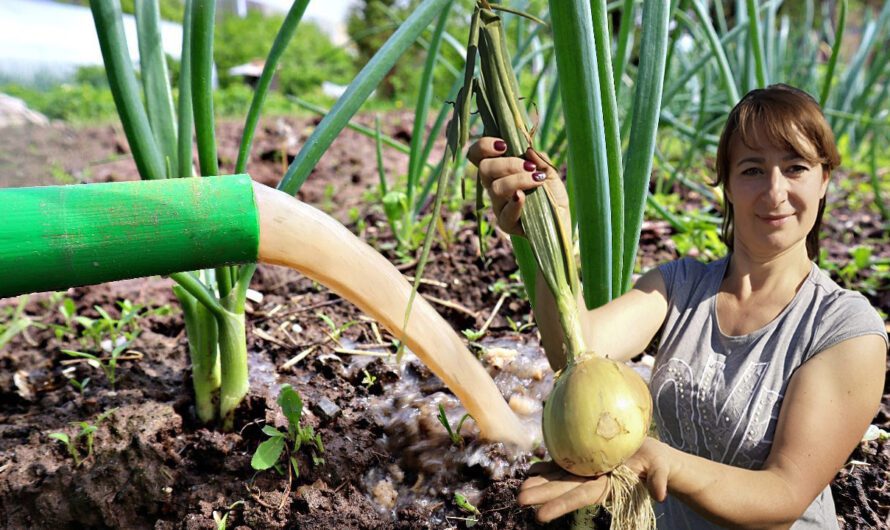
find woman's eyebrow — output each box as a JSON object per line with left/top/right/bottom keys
{"left": 736, "top": 156, "right": 763, "bottom": 166}
{"left": 736, "top": 153, "right": 807, "bottom": 166}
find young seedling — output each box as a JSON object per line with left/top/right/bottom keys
{"left": 0, "top": 295, "right": 33, "bottom": 350}
{"left": 453, "top": 491, "right": 481, "bottom": 527}
{"left": 316, "top": 312, "right": 359, "bottom": 343}
{"left": 505, "top": 315, "right": 535, "bottom": 334}
{"left": 251, "top": 384, "right": 325, "bottom": 479}
{"left": 436, "top": 403, "right": 472, "bottom": 446}
{"left": 62, "top": 340, "right": 131, "bottom": 389}
{"left": 212, "top": 500, "right": 245, "bottom": 530}
{"left": 361, "top": 369, "right": 377, "bottom": 388}
{"left": 68, "top": 376, "right": 91, "bottom": 397}
{"left": 49, "top": 407, "right": 118, "bottom": 466}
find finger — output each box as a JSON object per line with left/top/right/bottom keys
{"left": 467, "top": 137, "right": 507, "bottom": 167}
{"left": 525, "top": 148, "right": 557, "bottom": 175}
{"left": 520, "top": 462, "right": 571, "bottom": 492}
{"left": 517, "top": 478, "right": 586, "bottom": 506}
{"left": 527, "top": 461, "right": 563, "bottom": 476}
{"left": 536, "top": 480, "right": 610, "bottom": 523}
{"left": 646, "top": 466, "right": 669, "bottom": 503}
{"left": 489, "top": 171, "right": 546, "bottom": 201}
{"left": 478, "top": 157, "right": 541, "bottom": 190}
{"left": 497, "top": 190, "right": 525, "bottom": 235}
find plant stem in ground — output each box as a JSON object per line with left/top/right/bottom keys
{"left": 216, "top": 309, "right": 249, "bottom": 431}
{"left": 174, "top": 283, "right": 221, "bottom": 423}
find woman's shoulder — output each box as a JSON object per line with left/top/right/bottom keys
{"left": 657, "top": 255, "right": 726, "bottom": 284}
{"left": 803, "top": 264, "right": 888, "bottom": 355}
{"left": 656, "top": 255, "right": 727, "bottom": 302}
{"left": 807, "top": 264, "right": 878, "bottom": 311}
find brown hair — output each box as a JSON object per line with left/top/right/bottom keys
{"left": 714, "top": 84, "right": 841, "bottom": 260}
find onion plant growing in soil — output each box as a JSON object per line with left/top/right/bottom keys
{"left": 90, "top": 0, "right": 455, "bottom": 430}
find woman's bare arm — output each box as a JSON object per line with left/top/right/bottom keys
{"left": 663, "top": 333, "right": 886, "bottom": 527}
{"left": 520, "top": 334, "right": 887, "bottom": 527}
{"left": 535, "top": 267, "right": 670, "bottom": 369}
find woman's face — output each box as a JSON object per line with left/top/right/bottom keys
{"left": 726, "top": 130, "right": 829, "bottom": 259}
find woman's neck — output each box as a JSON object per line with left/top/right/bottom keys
{"left": 723, "top": 241, "right": 812, "bottom": 299}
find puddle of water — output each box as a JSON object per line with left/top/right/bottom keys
{"left": 348, "top": 337, "right": 656, "bottom": 519}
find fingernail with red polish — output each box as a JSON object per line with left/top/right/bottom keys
{"left": 523, "top": 160, "right": 536, "bottom": 172}
{"left": 494, "top": 140, "right": 507, "bottom": 152}
{"left": 532, "top": 171, "right": 546, "bottom": 182}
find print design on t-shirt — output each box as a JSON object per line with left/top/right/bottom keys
{"left": 652, "top": 356, "right": 784, "bottom": 467}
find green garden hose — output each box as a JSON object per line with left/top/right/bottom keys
{"left": 0, "top": 175, "right": 258, "bottom": 298}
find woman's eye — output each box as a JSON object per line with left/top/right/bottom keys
{"left": 786, "top": 165, "right": 807, "bottom": 174}
{"left": 741, "top": 167, "right": 762, "bottom": 176}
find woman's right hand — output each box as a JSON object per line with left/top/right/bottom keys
{"left": 467, "top": 137, "right": 569, "bottom": 236}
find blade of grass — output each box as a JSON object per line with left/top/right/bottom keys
{"left": 613, "top": 0, "right": 635, "bottom": 95}
{"left": 819, "top": 0, "right": 847, "bottom": 107}
{"left": 190, "top": 0, "right": 219, "bottom": 179}
{"left": 407, "top": 1, "right": 454, "bottom": 212}
{"left": 690, "top": 0, "right": 740, "bottom": 105}
{"left": 591, "top": 0, "right": 625, "bottom": 296}
{"left": 374, "top": 115, "right": 389, "bottom": 197}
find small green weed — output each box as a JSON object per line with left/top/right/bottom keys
{"left": 68, "top": 376, "right": 91, "bottom": 397}
{"left": 213, "top": 500, "right": 245, "bottom": 530}
{"left": 61, "top": 341, "right": 130, "bottom": 389}
{"left": 0, "top": 296, "right": 34, "bottom": 351}
{"left": 437, "top": 404, "right": 472, "bottom": 446}
{"left": 453, "top": 491, "right": 480, "bottom": 527}
{"left": 361, "top": 369, "right": 377, "bottom": 388}
{"left": 56, "top": 299, "right": 171, "bottom": 388}
{"left": 49, "top": 408, "right": 117, "bottom": 466}
{"left": 317, "top": 312, "right": 359, "bottom": 342}
{"left": 251, "top": 384, "right": 325, "bottom": 478}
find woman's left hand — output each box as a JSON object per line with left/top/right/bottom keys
{"left": 518, "top": 437, "right": 674, "bottom": 523}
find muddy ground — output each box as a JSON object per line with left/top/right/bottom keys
{"left": 0, "top": 116, "right": 887, "bottom": 529}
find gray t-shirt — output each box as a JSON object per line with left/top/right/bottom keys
{"left": 649, "top": 256, "right": 888, "bottom": 529}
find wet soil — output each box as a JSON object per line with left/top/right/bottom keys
{"left": 0, "top": 116, "right": 888, "bottom": 529}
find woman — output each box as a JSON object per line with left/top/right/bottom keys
{"left": 468, "top": 84, "right": 888, "bottom": 528}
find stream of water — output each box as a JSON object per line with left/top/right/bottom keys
{"left": 253, "top": 183, "right": 534, "bottom": 449}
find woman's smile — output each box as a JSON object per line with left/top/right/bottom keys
{"left": 758, "top": 212, "right": 794, "bottom": 227}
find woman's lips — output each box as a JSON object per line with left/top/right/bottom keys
{"left": 758, "top": 213, "right": 793, "bottom": 227}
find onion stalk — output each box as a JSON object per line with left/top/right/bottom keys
{"left": 472, "top": 2, "right": 654, "bottom": 527}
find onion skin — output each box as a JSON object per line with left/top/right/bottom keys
{"left": 542, "top": 355, "right": 653, "bottom": 476}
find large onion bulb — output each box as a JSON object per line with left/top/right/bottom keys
{"left": 542, "top": 355, "right": 653, "bottom": 476}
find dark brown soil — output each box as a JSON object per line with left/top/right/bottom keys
{"left": 0, "top": 116, "right": 887, "bottom": 529}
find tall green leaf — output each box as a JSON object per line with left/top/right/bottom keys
{"left": 621, "top": 0, "right": 671, "bottom": 291}
{"left": 135, "top": 0, "right": 178, "bottom": 176}
{"left": 90, "top": 0, "right": 166, "bottom": 181}
{"left": 278, "top": 0, "right": 452, "bottom": 196}
{"left": 176, "top": 0, "right": 194, "bottom": 179}
{"left": 235, "top": 0, "right": 311, "bottom": 174}
{"left": 190, "top": 0, "right": 218, "bottom": 178}
{"left": 407, "top": 0, "right": 454, "bottom": 210}
{"left": 745, "top": 0, "right": 768, "bottom": 88}
{"left": 548, "top": 0, "right": 613, "bottom": 307}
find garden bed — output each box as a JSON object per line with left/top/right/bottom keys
{"left": 0, "top": 116, "right": 887, "bottom": 529}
